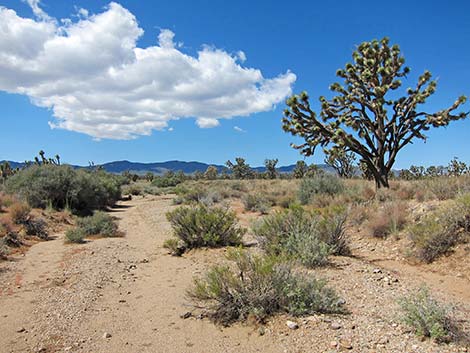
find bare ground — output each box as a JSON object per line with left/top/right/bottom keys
{"left": 0, "top": 195, "right": 469, "bottom": 353}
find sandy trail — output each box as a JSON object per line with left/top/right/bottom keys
{"left": 0, "top": 196, "right": 280, "bottom": 353}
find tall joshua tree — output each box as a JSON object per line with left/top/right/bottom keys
{"left": 282, "top": 37, "right": 468, "bottom": 188}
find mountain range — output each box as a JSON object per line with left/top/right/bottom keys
{"left": 1, "top": 159, "right": 334, "bottom": 175}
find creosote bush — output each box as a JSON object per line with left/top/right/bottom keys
{"left": 189, "top": 249, "right": 345, "bottom": 325}
{"left": 5, "top": 165, "right": 122, "bottom": 214}
{"left": 298, "top": 175, "right": 344, "bottom": 205}
{"left": 409, "top": 194, "right": 470, "bottom": 262}
{"left": 253, "top": 206, "right": 349, "bottom": 267}
{"left": 367, "top": 201, "right": 408, "bottom": 238}
{"left": 9, "top": 202, "right": 31, "bottom": 224}
{"left": 76, "top": 211, "right": 119, "bottom": 237}
{"left": 398, "top": 287, "right": 453, "bottom": 342}
{"left": 242, "top": 194, "right": 271, "bottom": 214}
{"left": 65, "top": 228, "right": 86, "bottom": 244}
{"left": 166, "top": 205, "right": 245, "bottom": 251}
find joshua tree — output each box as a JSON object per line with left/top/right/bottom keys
{"left": 447, "top": 157, "right": 468, "bottom": 177}
{"left": 264, "top": 158, "right": 279, "bottom": 179}
{"left": 282, "top": 37, "right": 468, "bottom": 188}
{"left": 226, "top": 158, "right": 253, "bottom": 179}
{"left": 325, "top": 149, "right": 356, "bottom": 178}
{"left": 293, "top": 160, "right": 308, "bottom": 178}
{"left": 145, "top": 172, "right": 154, "bottom": 182}
{"left": 204, "top": 165, "right": 218, "bottom": 180}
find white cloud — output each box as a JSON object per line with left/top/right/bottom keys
{"left": 0, "top": 2, "right": 296, "bottom": 139}
{"left": 234, "top": 126, "right": 246, "bottom": 133}
{"left": 24, "top": 0, "right": 53, "bottom": 21}
{"left": 196, "top": 118, "right": 220, "bottom": 128}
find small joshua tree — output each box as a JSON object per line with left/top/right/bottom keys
{"left": 325, "top": 149, "right": 356, "bottom": 178}
{"left": 293, "top": 160, "right": 308, "bottom": 179}
{"left": 282, "top": 37, "right": 468, "bottom": 188}
{"left": 226, "top": 158, "right": 253, "bottom": 179}
{"left": 264, "top": 158, "right": 279, "bottom": 179}
{"left": 204, "top": 165, "right": 218, "bottom": 180}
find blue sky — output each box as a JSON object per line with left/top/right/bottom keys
{"left": 0, "top": 0, "right": 469, "bottom": 168}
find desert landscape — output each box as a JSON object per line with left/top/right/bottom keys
{"left": 1, "top": 1, "right": 469, "bottom": 352}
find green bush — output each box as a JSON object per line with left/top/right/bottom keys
{"left": 76, "top": 211, "right": 119, "bottom": 237}
{"left": 398, "top": 287, "right": 452, "bottom": 342}
{"left": 409, "top": 196, "right": 470, "bottom": 262}
{"left": 298, "top": 176, "right": 344, "bottom": 205}
{"left": 5, "top": 165, "right": 122, "bottom": 214}
{"left": 152, "top": 172, "right": 185, "bottom": 188}
{"left": 242, "top": 194, "right": 271, "bottom": 214}
{"left": 253, "top": 207, "right": 349, "bottom": 267}
{"left": 65, "top": 228, "right": 86, "bottom": 243}
{"left": 189, "top": 249, "right": 345, "bottom": 325}
{"left": 166, "top": 205, "right": 245, "bottom": 251}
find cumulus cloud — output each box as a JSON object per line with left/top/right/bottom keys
{"left": 0, "top": 2, "right": 296, "bottom": 139}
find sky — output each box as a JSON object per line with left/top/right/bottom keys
{"left": 0, "top": 0, "right": 469, "bottom": 168}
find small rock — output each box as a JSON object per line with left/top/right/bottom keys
{"left": 17, "top": 327, "right": 26, "bottom": 333}
{"left": 102, "top": 332, "right": 112, "bottom": 339}
{"left": 64, "top": 347, "right": 73, "bottom": 351}
{"left": 373, "top": 268, "right": 382, "bottom": 274}
{"left": 258, "top": 327, "right": 266, "bottom": 336}
{"left": 339, "top": 339, "right": 353, "bottom": 350}
{"left": 330, "top": 341, "right": 338, "bottom": 348}
{"left": 286, "top": 320, "right": 299, "bottom": 330}
{"left": 330, "top": 322, "right": 342, "bottom": 330}
{"left": 141, "top": 258, "right": 149, "bottom": 263}
{"left": 180, "top": 312, "right": 192, "bottom": 319}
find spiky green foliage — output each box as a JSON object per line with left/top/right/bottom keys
{"left": 325, "top": 149, "right": 356, "bottom": 178}
{"left": 226, "top": 158, "right": 253, "bottom": 179}
{"left": 282, "top": 37, "right": 469, "bottom": 188}
{"left": 264, "top": 159, "right": 279, "bottom": 179}
{"left": 293, "top": 161, "right": 308, "bottom": 178}
{"left": 204, "top": 165, "right": 219, "bottom": 180}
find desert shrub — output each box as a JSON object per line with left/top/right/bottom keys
{"left": 122, "top": 183, "right": 143, "bottom": 196}
{"left": 166, "top": 205, "right": 245, "bottom": 250}
{"left": 5, "top": 165, "right": 122, "bottom": 214}
{"left": 65, "top": 228, "right": 86, "bottom": 243}
{"left": 163, "top": 238, "right": 185, "bottom": 256}
{"left": 253, "top": 207, "right": 349, "bottom": 267}
{"left": 23, "top": 218, "right": 48, "bottom": 239}
{"left": 1, "top": 230, "right": 22, "bottom": 247}
{"left": 409, "top": 196, "right": 470, "bottom": 262}
{"left": 298, "top": 176, "right": 344, "bottom": 205}
{"left": 76, "top": 211, "right": 119, "bottom": 237}
{"left": 199, "top": 190, "right": 222, "bottom": 207}
{"left": 242, "top": 194, "right": 271, "bottom": 214}
{"left": 9, "top": 202, "right": 31, "bottom": 224}
{"left": 409, "top": 220, "right": 457, "bottom": 263}
{"left": 152, "top": 172, "right": 185, "bottom": 188}
{"left": 398, "top": 287, "right": 452, "bottom": 342}
{"left": 189, "top": 249, "right": 345, "bottom": 325}
{"left": 367, "top": 201, "right": 407, "bottom": 238}
{"left": 0, "top": 242, "right": 8, "bottom": 259}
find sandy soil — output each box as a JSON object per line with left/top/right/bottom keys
{"left": 0, "top": 195, "right": 469, "bottom": 353}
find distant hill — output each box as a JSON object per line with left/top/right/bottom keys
{"left": 0, "top": 160, "right": 335, "bottom": 175}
